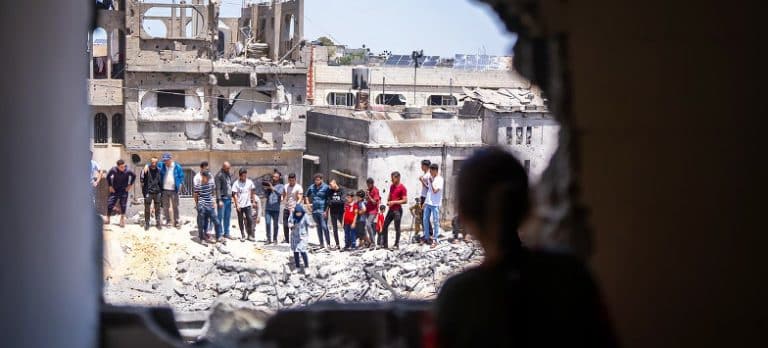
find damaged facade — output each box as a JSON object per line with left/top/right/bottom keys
{"left": 309, "top": 48, "right": 522, "bottom": 109}
{"left": 90, "top": 0, "right": 309, "bottom": 189}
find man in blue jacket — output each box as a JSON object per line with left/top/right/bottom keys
{"left": 156, "top": 152, "right": 185, "bottom": 228}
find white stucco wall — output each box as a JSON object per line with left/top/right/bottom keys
{"left": 493, "top": 113, "right": 560, "bottom": 182}
{"left": 313, "top": 64, "right": 530, "bottom": 107}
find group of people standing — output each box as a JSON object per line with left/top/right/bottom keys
{"left": 91, "top": 151, "right": 448, "bottom": 271}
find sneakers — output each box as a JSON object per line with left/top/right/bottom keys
{"left": 247, "top": 236, "right": 256, "bottom": 242}
{"left": 226, "top": 235, "right": 237, "bottom": 240}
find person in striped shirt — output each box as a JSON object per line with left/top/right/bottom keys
{"left": 194, "top": 170, "right": 223, "bottom": 244}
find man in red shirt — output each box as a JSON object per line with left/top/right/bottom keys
{"left": 364, "top": 177, "right": 381, "bottom": 247}
{"left": 381, "top": 171, "right": 408, "bottom": 249}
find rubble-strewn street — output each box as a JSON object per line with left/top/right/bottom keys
{"left": 103, "top": 214, "right": 483, "bottom": 318}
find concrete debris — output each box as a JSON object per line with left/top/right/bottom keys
{"left": 460, "top": 86, "right": 548, "bottom": 112}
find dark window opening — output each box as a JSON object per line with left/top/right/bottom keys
{"left": 428, "top": 95, "right": 457, "bottom": 106}
{"left": 452, "top": 160, "right": 466, "bottom": 176}
{"left": 505, "top": 127, "right": 514, "bottom": 145}
{"left": 217, "top": 31, "right": 225, "bottom": 56}
{"left": 515, "top": 127, "right": 523, "bottom": 145}
{"left": 157, "top": 90, "right": 186, "bottom": 108}
{"left": 526, "top": 126, "right": 532, "bottom": 145}
{"left": 376, "top": 93, "right": 407, "bottom": 106}
{"left": 327, "top": 92, "right": 354, "bottom": 106}
{"left": 111, "top": 113, "right": 124, "bottom": 145}
{"left": 180, "top": 169, "right": 195, "bottom": 197}
{"left": 217, "top": 95, "right": 226, "bottom": 122}
{"left": 94, "top": 113, "right": 108, "bottom": 144}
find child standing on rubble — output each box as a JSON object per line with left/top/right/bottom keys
{"left": 375, "top": 204, "right": 386, "bottom": 248}
{"left": 342, "top": 193, "right": 358, "bottom": 251}
{"left": 289, "top": 204, "right": 310, "bottom": 272}
{"left": 355, "top": 190, "right": 370, "bottom": 248}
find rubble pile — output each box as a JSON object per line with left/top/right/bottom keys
{"left": 168, "top": 242, "right": 482, "bottom": 313}
{"left": 104, "top": 224, "right": 483, "bottom": 316}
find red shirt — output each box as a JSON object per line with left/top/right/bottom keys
{"left": 365, "top": 186, "right": 381, "bottom": 214}
{"left": 343, "top": 202, "right": 357, "bottom": 225}
{"left": 387, "top": 183, "right": 408, "bottom": 211}
{"left": 376, "top": 212, "right": 385, "bottom": 232}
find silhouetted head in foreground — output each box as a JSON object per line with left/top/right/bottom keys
{"left": 436, "top": 146, "right": 618, "bottom": 348}
{"left": 456, "top": 146, "right": 529, "bottom": 264}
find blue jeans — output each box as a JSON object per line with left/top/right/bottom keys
{"left": 423, "top": 204, "right": 440, "bottom": 242}
{"left": 198, "top": 206, "right": 222, "bottom": 240}
{"left": 265, "top": 210, "right": 280, "bottom": 242}
{"left": 312, "top": 212, "right": 331, "bottom": 247}
{"left": 218, "top": 197, "right": 232, "bottom": 237}
{"left": 343, "top": 223, "right": 356, "bottom": 248}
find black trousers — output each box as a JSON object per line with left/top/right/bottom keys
{"left": 236, "top": 206, "right": 254, "bottom": 238}
{"left": 381, "top": 209, "right": 402, "bottom": 248}
{"left": 144, "top": 193, "right": 161, "bottom": 226}
{"left": 329, "top": 210, "right": 343, "bottom": 247}
{"left": 282, "top": 208, "right": 291, "bottom": 242}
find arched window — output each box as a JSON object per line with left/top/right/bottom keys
{"left": 94, "top": 113, "right": 108, "bottom": 144}
{"left": 91, "top": 27, "right": 108, "bottom": 79}
{"left": 111, "top": 113, "right": 124, "bottom": 145}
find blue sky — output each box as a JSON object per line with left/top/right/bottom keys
{"left": 220, "top": 0, "right": 516, "bottom": 57}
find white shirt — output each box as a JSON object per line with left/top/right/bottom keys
{"left": 231, "top": 179, "right": 255, "bottom": 208}
{"left": 420, "top": 172, "right": 431, "bottom": 198}
{"left": 284, "top": 183, "right": 304, "bottom": 210}
{"left": 425, "top": 175, "right": 444, "bottom": 206}
{"left": 163, "top": 162, "right": 176, "bottom": 191}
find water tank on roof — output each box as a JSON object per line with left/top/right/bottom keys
{"left": 352, "top": 67, "right": 369, "bottom": 90}
{"left": 403, "top": 107, "right": 422, "bottom": 119}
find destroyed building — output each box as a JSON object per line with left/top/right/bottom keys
{"left": 306, "top": 82, "right": 552, "bottom": 227}
{"left": 464, "top": 86, "right": 558, "bottom": 181}
{"left": 89, "top": 0, "right": 309, "bottom": 190}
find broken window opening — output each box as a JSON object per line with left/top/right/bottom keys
{"left": 91, "top": 27, "right": 108, "bottom": 79}
{"left": 428, "top": 95, "right": 458, "bottom": 106}
{"left": 506, "top": 127, "right": 514, "bottom": 145}
{"left": 157, "top": 90, "right": 186, "bottom": 108}
{"left": 141, "top": 19, "right": 167, "bottom": 39}
{"left": 375, "top": 93, "right": 407, "bottom": 106}
{"left": 94, "top": 113, "right": 108, "bottom": 144}
{"left": 515, "top": 126, "right": 523, "bottom": 145}
{"left": 327, "top": 92, "right": 354, "bottom": 107}
{"left": 111, "top": 113, "right": 124, "bottom": 145}
{"left": 110, "top": 29, "right": 125, "bottom": 79}
{"left": 452, "top": 159, "right": 466, "bottom": 176}
{"left": 217, "top": 31, "right": 226, "bottom": 56}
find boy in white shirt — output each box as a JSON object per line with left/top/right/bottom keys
{"left": 422, "top": 163, "right": 444, "bottom": 248}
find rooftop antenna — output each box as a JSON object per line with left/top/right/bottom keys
{"left": 411, "top": 49, "right": 424, "bottom": 106}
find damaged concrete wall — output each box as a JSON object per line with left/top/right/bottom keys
{"left": 486, "top": 111, "right": 559, "bottom": 182}
{"left": 368, "top": 118, "right": 483, "bottom": 145}
{"left": 366, "top": 146, "right": 478, "bottom": 228}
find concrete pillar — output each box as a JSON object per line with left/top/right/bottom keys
{"left": 106, "top": 30, "right": 112, "bottom": 79}
{"left": 272, "top": 1, "right": 282, "bottom": 61}
{"left": 0, "top": 1, "right": 97, "bottom": 348}
{"left": 88, "top": 31, "right": 94, "bottom": 79}
{"left": 295, "top": 0, "right": 304, "bottom": 43}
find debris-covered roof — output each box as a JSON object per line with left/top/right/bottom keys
{"left": 460, "top": 86, "right": 548, "bottom": 113}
